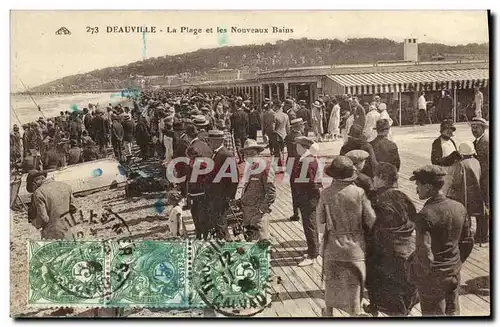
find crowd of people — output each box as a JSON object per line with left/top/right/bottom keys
{"left": 15, "top": 86, "right": 490, "bottom": 317}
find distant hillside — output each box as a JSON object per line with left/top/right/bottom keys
{"left": 31, "top": 38, "right": 489, "bottom": 92}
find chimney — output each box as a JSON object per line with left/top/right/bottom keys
{"left": 404, "top": 38, "right": 418, "bottom": 62}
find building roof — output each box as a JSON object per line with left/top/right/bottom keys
{"left": 258, "top": 60, "right": 489, "bottom": 80}
{"left": 323, "top": 68, "right": 489, "bottom": 95}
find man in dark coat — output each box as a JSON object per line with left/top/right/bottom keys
{"left": 248, "top": 105, "right": 261, "bottom": 141}
{"left": 406, "top": 165, "right": 469, "bottom": 316}
{"left": 370, "top": 119, "right": 401, "bottom": 171}
{"left": 110, "top": 114, "right": 124, "bottom": 161}
{"left": 206, "top": 130, "right": 239, "bottom": 240}
{"left": 284, "top": 118, "right": 305, "bottom": 221}
{"left": 134, "top": 116, "right": 151, "bottom": 159}
{"left": 262, "top": 105, "right": 276, "bottom": 148}
{"left": 340, "top": 124, "right": 378, "bottom": 177}
{"left": 92, "top": 110, "right": 108, "bottom": 156}
{"left": 352, "top": 96, "right": 366, "bottom": 130}
{"left": 471, "top": 118, "right": 490, "bottom": 244}
{"left": 345, "top": 149, "right": 373, "bottom": 194}
{"left": 122, "top": 115, "right": 135, "bottom": 158}
{"left": 438, "top": 90, "right": 454, "bottom": 122}
{"left": 365, "top": 162, "right": 418, "bottom": 316}
{"left": 185, "top": 125, "right": 214, "bottom": 240}
{"left": 292, "top": 136, "right": 322, "bottom": 267}
{"left": 230, "top": 104, "right": 249, "bottom": 162}
{"left": 296, "top": 100, "right": 312, "bottom": 136}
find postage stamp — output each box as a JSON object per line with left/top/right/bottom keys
{"left": 27, "top": 241, "right": 105, "bottom": 306}
{"left": 106, "top": 240, "right": 189, "bottom": 307}
{"left": 190, "top": 240, "right": 272, "bottom": 311}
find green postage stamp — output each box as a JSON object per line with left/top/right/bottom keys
{"left": 27, "top": 240, "right": 270, "bottom": 309}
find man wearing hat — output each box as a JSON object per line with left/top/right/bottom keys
{"left": 340, "top": 124, "right": 377, "bottom": 178}
{"left": 470, "top": 117, "right": 489, "bottom": 244}
{"left": 240, "top": 139, "right": 276, "bottom": 242}
{"left": 431, "top": 119, "right": 460, "bottom": 167}
{"left": 284, "top": 98, "right": 296, "bottom": 122}
{"left": 91, "top": 108, "right": 109, "bottom": 156}
{"left": 122, "top": 113, "right": 135, "bottom": 159}
{"left": 110, "top": 114, "right": 124, "bottom": 161}
{"left": 230, "top": 102, "right": 249, "bottom": 163}
{"left": 351, "top": 96, "right": 366, "bottom": 131}
{"left": 261, "top": 102, "right": 276, "bottom": 145}
{"left": 311, "top": 100, "right": 324, "bottom": 142}
{"left": 26, "top": 169, "right": 76, "bottom": 240}
{"left": 406, "top": 165, "right": 469, "bottom": 316}
{"left": 292, "top": 136, "right": 322, "bottom": 267}
{"left": 247, "top": 103, "right": 261, "bottom": 141}
{"left": 364, "top": 162, "right": 418, "bottom": 316}
{"left": 193, "top": 116, "right": 210, "bottom": 143}
{"left": 296, "top": 100, "right": 311, "bottom": 136}
{"left": 185, "top": 125, "right": 214, "bottom": 240}
{"left": 318, "top": 156, "right": 376, "bottom": 316}
{"left": 371, "top": 119, "right": 401, "bottom": 172}
{"left": 135, "top": 115, "right": 151, "bottom": 160}
{"left": 206, "top": 130, "right": 239, "bottom": 240}
{"left": 284, "top": 118, "right": 306, "bottom": 221}
{"left": 345, "top": 149, "right": 373, "bottom": 194}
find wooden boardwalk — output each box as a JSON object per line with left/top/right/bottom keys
{"left": 185, "top": 123, "right": 491, "bottom": 317}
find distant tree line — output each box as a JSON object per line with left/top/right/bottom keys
{"left": 32, "top": 38, "right": 489, "bottom": 92}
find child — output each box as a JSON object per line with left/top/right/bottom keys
{"left": 164, "top": 190, "right": 185, "bottom": 237}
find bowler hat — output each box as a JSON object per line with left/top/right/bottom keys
{"left": 26, "top": 169, "right": 47, "bottom": 193}
{"left": 324, "top": 156, "right": 357, "bottom": 181}
{"left": 348, "top": 124, "right": 364, "bottom": 138}
{"left": 409, "top": 165, "right": 446, "bottom": 184}
{"left": 440, "top": 119, "right": 456, "bottom": 132}
{"left": 374, "top": 119, "right": 391, "bottom": 131}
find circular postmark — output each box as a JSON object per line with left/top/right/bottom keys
{"left": 191, "top": 240, "right": 273, "bottom": 316}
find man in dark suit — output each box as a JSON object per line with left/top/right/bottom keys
{"left": 186, "top": 125, "right": 214, "bottom": 240}
{"left": 295, "top": 100, "right": 311, "bottom": 136}
{"left": 471, "top": 118, "right": 490, "bottom": 244}
{"left": 230, "top": 102, "right": 249, "bottom": 163}
{"left": 207, "top": 130, "right": 239, "bottom": 240}
{"left": 261, "top": 104, "right": 276, "bottom": 147}
{"left": 284, "top": 118, "right": 305, "bottom": 221}
{"left": 370, "top": 119, "right": 401, "bottom": 171}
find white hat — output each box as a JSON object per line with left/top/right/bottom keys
{"left": 378, "top": 103, "right": 387, "bottom": 111}
{"left": 458, "top": 141, "right": 476, "bottom": 156}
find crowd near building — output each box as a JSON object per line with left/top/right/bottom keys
{"left": 11, "top": 39, "right": 490, "bottom": 317}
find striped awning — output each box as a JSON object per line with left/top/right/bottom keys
{"left": 326, "top": 68, "right": 489, "bottom": 95}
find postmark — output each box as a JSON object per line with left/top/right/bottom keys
{"left": 190, "top": 240, "right": 272, "bottom": 315}
{"left": 28, "top": 241, "right": 105, "bottom": 306}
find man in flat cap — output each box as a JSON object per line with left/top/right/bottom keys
{"left": 26, "top": 169, "right": 76, "bottom": 240}
{"left": 292, "top": 136, "right": 322, "bottom": 267}
{"left": 470, "top": 117, "right": 489, "bottom": 244}
{"left": 406, "top": 165, "right": 469, "bottom": 316}
{"left": 284, "top": 118, "right": 306, "bottom": 221}
{"left": 206, "top": 130, "right": 238, "bottom": 240}
{"left": 345, "top": 149, "right": 373, "bottom": 194}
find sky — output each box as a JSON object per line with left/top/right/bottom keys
{"left": 10, "top": 10, "right": 489, "bottom": 92}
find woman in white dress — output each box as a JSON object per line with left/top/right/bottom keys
{"left": 328, "top": 100, "right": 341, "bottom": 140}
{"left": 377, "top": 103, "right": 394, "bottom": 141}
{"left": 311, "top": 101, "right": 324, "bottom": 142}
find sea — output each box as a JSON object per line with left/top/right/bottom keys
{"left": 10, "top": 92, "right": 129, "bottom": 129}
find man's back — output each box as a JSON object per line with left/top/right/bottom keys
{"left": 416, "top": 195, "right": 466, "bottom": 277}
{"left": 230, "top": 109, "right": 249, "bottom": 137}
{"left": 32, "top": 179, "right": 73, "bottom": 239}
{"left": 274, "top": 111, "right": 290, "bottom": 139}
{"left": 371, "top": 135, "right": 401, "bottom": 171}
{"left": 262, "top": 109, "right": 276, "bottom": 135}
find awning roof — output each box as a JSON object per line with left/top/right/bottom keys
{"left": 325, "top": 68, "right": 489, "bottom": 95}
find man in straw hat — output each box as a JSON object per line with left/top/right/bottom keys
{"left": 206, "top": 130, "right": 239, "bottom": 240}
{"left": 240, "top": 139, "right": 276, "bottom": 242}
{"left": 317, "top": 156, "right": 376, "bottom": 316}
{"left": 292, "top": 136, "right": 322, "bottom": 267}
{"left": 284, "top": 118, "right": 306, "bottom": 221}
{"left": 470, "top": 117, "right": 489, "bottom": 244}
{"left": 406, "top": 165, "right": 469, "bottom": 316}
{"left": 192, "top": 115, "right": 210, "bottom": 143}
